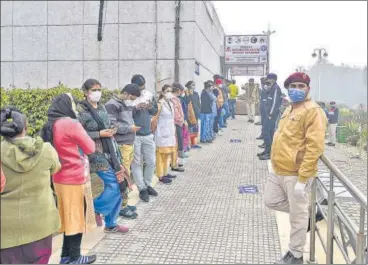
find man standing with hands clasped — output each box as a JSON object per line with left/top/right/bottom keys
{"left": 264, "top": 72, "right": 327, "bottom": 264}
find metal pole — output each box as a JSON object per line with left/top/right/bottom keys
{"left": 309, "top": 179, "right": 317, "bottom": 263}
{"left": 326, "top": 171, "right": 335, "bottom": 264}
{"left": 356, "top": 206, "right": 366, "bottom": 264}
{"left": 266, "top": 34, "right": 270, "bottom": 74}
{"left": 174, "top": 1, "right": 181, "bottom": 82}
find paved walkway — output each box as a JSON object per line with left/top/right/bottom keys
{"left": 90, "top": 117, "right": 281, "bottom": 264}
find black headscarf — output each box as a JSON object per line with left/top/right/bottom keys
{"left": 41, "top": 93, "right": 77, "bottom": 145}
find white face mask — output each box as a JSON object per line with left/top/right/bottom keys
{"left": 124, "top": 100, "right": 133, "bottom": 107}
{"left": 165, "top": 92, "right": 174, "bottom": 100}
{"left": 88, "top": 91, "right": 102, "bottom": 103}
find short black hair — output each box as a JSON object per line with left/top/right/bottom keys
{"left": 131, "top": 74, "right": 146, "bottom": 87}
{"left": 172, "top": 82, "right": 184, "bottom": 91}
{"left": 162, "top": 84, "right": 172, "bottom": 92}
{"left": 121, "top": 84, "right": 141, "bottom": 97}
{"left": 232, "top": 80, "right": 236, "bottom": 84}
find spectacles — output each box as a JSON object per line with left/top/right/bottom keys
{"left": 289, "top": 84, "right": 308, "bottom": 89}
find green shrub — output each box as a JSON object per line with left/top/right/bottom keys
{"left": 0, "top": 86, "right": 119, "bottom": 136}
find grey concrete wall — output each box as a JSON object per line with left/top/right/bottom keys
{"left": 1, "top": 1, "right": 225, "bottom": 93}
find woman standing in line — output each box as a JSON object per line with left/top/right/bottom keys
{"left": 42, "top": 93, "right": 97, "bottom": 264}
{"left": 77, "top": 79, "right": 129, "bottom": 234}
{"left": 1, "top": 107, "right": 61, "bottom": 264}
{"left": 151, "top": 85, "right": 177, "bottom": 184}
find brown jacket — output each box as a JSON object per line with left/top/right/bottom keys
{"left": 271, "top": 100, "right": 327, "bottom": 183}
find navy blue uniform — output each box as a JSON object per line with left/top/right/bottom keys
{"left": 262, "top": 83, "right": 282, "bottom": 154}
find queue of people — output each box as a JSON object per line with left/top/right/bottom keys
{"left": 0, "top": 73, "right": 233, "bottom": 264}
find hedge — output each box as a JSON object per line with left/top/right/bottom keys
{"left": 0, "top": 86, "right": 119, "bottom": 136}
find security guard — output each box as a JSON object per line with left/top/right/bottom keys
{"left": 256, "top": 77, "right": 266, "bottom": 137}
{"left": 258, "top": 73, "right": 282, "bottom": 160}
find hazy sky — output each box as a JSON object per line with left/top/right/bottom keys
{"left": 213, "top": 1, "right": 367, "bottom": 85}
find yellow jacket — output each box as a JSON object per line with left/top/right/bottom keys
{"left": 228, "top": 84, "right": 239, "bottom": 99}
{"left": 271, "top": 100, "right": 327, "bottom": 183}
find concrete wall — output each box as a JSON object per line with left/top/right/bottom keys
{"left": 1, "top": 1, "right": 225, "bottom": 93}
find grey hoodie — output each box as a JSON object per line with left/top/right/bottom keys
{"left": 105, "top": 95, "right": 135, "bottom": 145}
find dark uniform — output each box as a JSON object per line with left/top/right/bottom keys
{"left": 259, "top": 74, "right": 282, "bottom": 160}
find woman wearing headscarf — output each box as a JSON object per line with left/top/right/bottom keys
{"left": 41, "top": 93, "right": 97, "bottom": 264}
{"left": 77, "top": 79, "right": 129, "bottom": 234}
{"left": 185, "top": 81, "right": 201, "bottom": 149}
{"left": 151, "top": 85, "right": 177, "bottom": 184}
{"left": 0, "top": 107, "right": 61, "bottom": 264}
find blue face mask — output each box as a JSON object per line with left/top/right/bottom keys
{"left": 288, "top": 88, "right": 307, "bottom": 103}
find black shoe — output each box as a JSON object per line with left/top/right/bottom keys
{"left": 274, "top": 251, "right": 303, "bottom": 264}
{"left": 257, "top": 151, "right": 266, "bottom": 157}
{"left": 172, "top": 167, "right": 185, "bottom": 172}
{"left": 119, "top": 208, "right": 138, "bottom": 219}
{"left": 256, "top": 136, "right": 264, "bottom": 140}
{"left": 249, "top": 119, "right": 254, "bottom": 123}
{"left": 139, "top": 189, "right": 150, "bottom": 202}
{"left": 307, "top": 208, "right": 324, "bottom": 232}
{"left": 259, "top": 153, "right": 270, "bottom": 160}
{"left": 178, "top": 164, "right": 184, "bottom": 168}
{"left": 147, "top": 186, "right": 158, "bottom": 197}
{"left": 166, "top": 174, "right": 177, "bottom": 179}
{"left": 206, "top": 139, "right": 213, "bottom": 143}
{"left": 255, "top": 122, "right": 262, "bottom": 126}
{"left": 258, "top": 143, "right": 265, "bottom": 148}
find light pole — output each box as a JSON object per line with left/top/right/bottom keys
{"left": 263, "top": 26, "right": 276, "bottom": 75}
{"left": 312, "top": 48, "right": 328, "bottom": 101}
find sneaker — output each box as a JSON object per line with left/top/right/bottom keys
{"left": 104, "top": 225, "right": 129, "bottom": 233}
{"left": 172, "top": 166, "right": 185, "bottom": 172}
{"left": 126, "top": 205, "right": 137, "bottom": 212}
{"left": 206, "top": 139, "right": 213, "bottom": 143}
{"left": 258, "top": 144, "right": 265, "bottom": 148}
{"left": 119, "top": 208, "right": 138, "bottom": 219}
{"left": 257, "top": 151, "right": 266, "bottom": 157}
{"left": 60, "top": 257, "right": 70, "bottom": 264}
{"left": 139, "top": 189, "right": 150, "bottom": 202}
{"left": 178, "top": 163, "right": 184, "bottom": 168}
{"left": 166, "top": 174, "right": 177, "bottom": 179}
{"left": 95, "top": 213, "right": 103, "bottom": 227}
{"left": 274, "top": 251, "right": 303, "bottom": 264}
{"left": 147, "top": 186, "right": 158, "bottom": 196}
{"left": 159, "top": 176, "right": 172, "bottom": 184}
{"left": 259, "top": 153, "right": 270, "bottom": 160}
{"left": 68, "top": 255, "right": 97, "bottom": 264}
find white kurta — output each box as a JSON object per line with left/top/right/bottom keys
{"left": 155, "top": 100, "right": 176, "bottom": 148}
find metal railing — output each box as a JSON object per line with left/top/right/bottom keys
{"left": 309, "top": 154, "right": 367, "bottom": 264}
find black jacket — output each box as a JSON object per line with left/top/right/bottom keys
{"left": 265, "top": 83, "right": 282, "bottom": 120}
{"left": 200, "top": 90, "right": 212, "bottom": 114}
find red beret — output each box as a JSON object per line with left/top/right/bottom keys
{"left": 284, "top": 72, "right": 310, "bottom": 88}
{"left": 215, "top": 79, "right": 222, "bottom": 85}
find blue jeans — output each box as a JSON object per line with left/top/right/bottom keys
{"left": 223, "top": 101, "right": 230, "bottom": 123}
{"left": 263, "top": 118, "right": 277, "bottom": 154}
{"left": 200, "top": 113, "right": 212, "bottom": 142}
{"left": 229, "top": 99, "right": 236, "bottom": 119}
{"left": 94, "top": 167, "right": 122, "bottom": 228}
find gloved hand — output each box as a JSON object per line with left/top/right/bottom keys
{"left": 294, "top": 182, "right": 307, "bottom": 200}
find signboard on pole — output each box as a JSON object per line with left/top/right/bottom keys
{"left": 224, "top": 35, "right": 268, "bottom": 76}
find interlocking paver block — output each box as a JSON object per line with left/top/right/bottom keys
{"left": 90, "top": 116, "right": 281, "bottom": 264}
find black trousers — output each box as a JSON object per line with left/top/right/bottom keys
{"left": 213, "top": 109, "right": 221, "bottom": 133}
{"left": 61, "top": 233, "right": 82, "bottom": 260}
{"left": 175, "top": 124, "right": 184, "bottom": 151}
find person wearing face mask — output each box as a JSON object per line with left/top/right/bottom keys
{"left": 172, "top": 83, "right": 191, "bottom": 158}
{"left": 242, "top": 78, "right": 260, "bottom": 123}
{"left": 151, "top": 85, "right": 177, "bottom": 184}
{"left": 185, "top": 81, "right": 201, "bottom": 149}
{"left": 255, "top": 77, "right": 267, "bottom": 128}
{"left": 264, "top": 72, "right": 327, "bottom": 264}
{"left": 326, "top": 101, "right": 339, "bottom": 147}
{"left": 170, "top": 85, "right": 186, "bottom": 171}
{"left": 77, "top": 79, "right": 130, "bottom": 234}
{"left": 130, "top": 74, "right": 159, "bottom": 203}
{"left": 105, "top": 84, "right": 142, "bottom": 219}
{"left": 200, "top": 81, "right": 215, "bottom": 143}
{"left": 258, "top": 73, "right": 282, "bottom": 160}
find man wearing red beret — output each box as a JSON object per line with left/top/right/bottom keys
{"left": 264, "top": 72, "right": 327, "bottom": 264}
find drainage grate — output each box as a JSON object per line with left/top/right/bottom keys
{"left": 238, "top": 185, "right": 259, "bottom": 194}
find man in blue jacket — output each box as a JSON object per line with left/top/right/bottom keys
{"left": 258, "top": 73, "right": 282, "bottom": 160}
{"left": 327, "top": 101, "right": 339, "bottom": 147}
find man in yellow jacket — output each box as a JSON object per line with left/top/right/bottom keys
{"left": 228, "top": 80, "right": 239, "bottom": 119}
{"left": 264, "top": 72, "right": 327, "bottom": 264}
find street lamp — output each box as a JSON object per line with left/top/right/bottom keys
{"left": 295, "top": 66, "right": 307, "bottom": 72}
{"left": 312, "top": 48, "right": 328, "bottom": 100}
{"left": 263, "top": 27, "right": 276, "bottom": 75}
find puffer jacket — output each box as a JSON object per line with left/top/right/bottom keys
{"left": 271, "top": 99, "right": 327, "bottom": 183}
